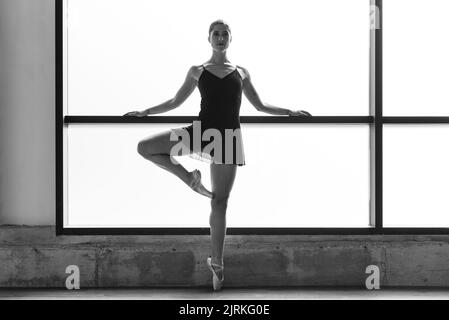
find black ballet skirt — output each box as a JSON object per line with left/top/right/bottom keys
{"left": 171, "top": 65, "right": 246, "bottom": 166}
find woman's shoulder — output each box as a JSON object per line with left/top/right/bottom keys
{"left": 235, "top": 65, "right": 249, "bottom": 81}
{"left": 187, "top": 65, "right": 206, "bottom": 82}
{"left": 236, "top": 65, "right": 249, "bottom": 80}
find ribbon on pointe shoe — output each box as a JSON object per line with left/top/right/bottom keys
{"left": 189, "top": 170, "right": 213, "bottom": 199}
{"left": 207, "top": 257, "right": 224, "bottom": 291}
{"left": 189, "top": 169, "right": 200, "bottom": 188}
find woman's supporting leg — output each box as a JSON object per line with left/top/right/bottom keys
{"left": 209, "top": 163, "right": 237, "bottom": 278}
{"left": 137, "top": 130, "right": 213, "bottom": 198}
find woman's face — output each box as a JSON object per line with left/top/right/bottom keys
{"left": 208, "top": 24, "right": 231, "bottom": 51}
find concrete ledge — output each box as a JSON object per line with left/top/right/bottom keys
{"left": 1, "top": 226, "right": 449, "bottom": 288}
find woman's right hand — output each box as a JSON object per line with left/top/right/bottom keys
{"left": 123, "top": 110, "right": 148, "bottom": 117}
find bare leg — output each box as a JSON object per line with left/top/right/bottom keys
{"left": 209, "top": 163, "right": 237, "bottom": 280}
{"left": 137, "top": 130, "right": 213, "bottom": 198}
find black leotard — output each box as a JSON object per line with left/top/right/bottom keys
{"left": 171, "top": 64, "right": 246, "bottom": 166}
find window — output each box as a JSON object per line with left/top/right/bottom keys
{"left": 384, "top": 125, "right": 449, "bottom": 227}
{"left": 66, "top": 124, "right": 369, "bottom": 228}
{"left": 57, "top": 0, "right": 449, "bottom": 234}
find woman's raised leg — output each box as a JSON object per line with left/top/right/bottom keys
{"left": 137, "top": 130, "right": 213, "bottom": 198}
{"left": 209, "top": 163, "right": 237, "bottom": 280}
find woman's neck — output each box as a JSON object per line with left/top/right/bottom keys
{"left": 208, "top": 51, "right": 230, "bottom": 65}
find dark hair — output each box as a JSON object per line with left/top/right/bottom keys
{"left": 208, "top": 19, "right": 231, "bottom": 35}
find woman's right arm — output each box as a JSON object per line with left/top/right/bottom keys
{"left": 124, "top": 66, "right": 199, "bottom": 116}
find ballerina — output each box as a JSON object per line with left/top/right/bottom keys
{"left": 124, "top": 19, "right": 311, "bottom": 291}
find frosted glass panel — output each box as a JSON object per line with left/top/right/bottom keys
{"left": 66, "top": 124, "right": 370, "bottom": 228}
{"left": 65, "top": 0, "right": 369, "bottom": 116}
{"left": 384, "top": 0, "right": 449, "bottom": 115}
{"left": 384, "top": 125, "right": 449, "bottom": 227}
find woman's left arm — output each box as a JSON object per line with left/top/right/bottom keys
{"left": 240, "top": 66, "right": 311, "bottom": 116}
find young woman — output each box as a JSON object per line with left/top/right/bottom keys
{"left": 124, "top": 19, "right": 311, "bottom": 291}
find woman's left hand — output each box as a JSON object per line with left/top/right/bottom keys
{"left": 288, "top": 109, "right": 312, "bottom": 116}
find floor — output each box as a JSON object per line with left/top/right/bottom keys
{"left": 1, "top": 288, "right": 449, "bottom": 300}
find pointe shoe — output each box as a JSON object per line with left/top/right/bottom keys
{"left": 207, "top": 257, "right": 224, "bottom": 291}
{"left": 189, "top": 170, "right": 214, "bottom": 199}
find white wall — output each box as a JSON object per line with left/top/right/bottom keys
{"left": 0, "top": 0, "right": 55, "bottom": 224}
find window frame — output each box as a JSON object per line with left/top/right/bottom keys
{"left": 56, "top": 0, "right": 449, "bottom": 235}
